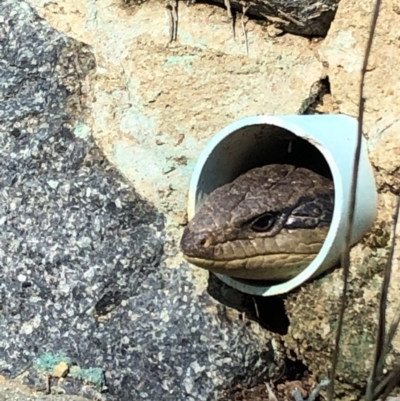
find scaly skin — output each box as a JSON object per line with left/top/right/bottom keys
{"left": 180, "top": 164, "right": 334, "bottom": 281}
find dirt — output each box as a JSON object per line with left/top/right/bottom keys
{"left": 0, "top": 379, "right": 88, "bottom": 401}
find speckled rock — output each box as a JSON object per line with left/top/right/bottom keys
{"left": 17, "top": 0, "right": 400, "bottom": 399}
{"left": 283, "top": 0, "right": 400, "bottom": 397}
{"left": 319, "top": 0, "right": 400, "bottom": 192}
{"left": 0, "top": 1, "right": 282, "bottom": 400}
{"left": 27, "top": 0, "right": 325, "bottom": 225}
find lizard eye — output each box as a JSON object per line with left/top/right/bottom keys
{"left": 250, "top": 213, "right": 277, "bottom": 232}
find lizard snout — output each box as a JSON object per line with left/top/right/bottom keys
{"left": 180, "top": 226, "right": 215, "bottom": 259}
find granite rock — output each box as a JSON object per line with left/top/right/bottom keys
{"left": 16, "top": 0, "right": 392, "bottom": 400}
{"left": 0, "top": 1, "right": 280, "bottom": 400}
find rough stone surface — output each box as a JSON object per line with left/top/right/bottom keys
{"left": 319, "top": 0, "right": 400, "bottom": 193}
{"left": 284, "top": 191, "right": 400, "bottom": 399}
{"left": 5, "top": 0, "right": 400, "bottom": 400}
{"left": 28, "top": 0, "right": 325, "bottom": 225}
{"left": 227, "top": 0, "right": 340, "bottom": 36}
{"left": 283, "top": 0, "right": 400, "bottom": 398}
{"left": 0, "top": 380, "right": 89, "bottom": 401}
{"left": 189, "top": 0, "right": 340, "bottom": 37}
{"left": 178, "top": 0, "right": 340, "bottom": 37}
{"left": 0, "top": 1, "right": 282, "bottom": 400}
{"left": 31, "top": 0, "right": 340, "bottom": 37}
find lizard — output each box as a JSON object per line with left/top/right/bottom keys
{"left": 180, "top": 163, "right": 334, "bottom": 281}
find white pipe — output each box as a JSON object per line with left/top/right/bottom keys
{"left": 187, "top": 114, "right": 378, "bottom": 296}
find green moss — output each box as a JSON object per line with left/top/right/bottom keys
{"left": 34, "top": 353, "right": 72, "bottom": 375}
{"left": 70, "top": 366, "right": 105, "bottom": 389}
{"left": 34, "top": 353, "right": 105, "bottom": 391}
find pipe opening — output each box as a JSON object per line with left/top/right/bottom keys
{"left": 186, "top": 114, "right": 377, "bottom": 296}
{"left": 195, "top": 124, "right": 333, "bottom": 209}
{"left": 193, "top": 123, "right": 335, "bottom": 286}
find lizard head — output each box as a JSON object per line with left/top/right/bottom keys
{"left": 180, "top": 164, "right": 334, "bottom": 281}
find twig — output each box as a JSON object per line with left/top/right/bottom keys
{"left": 308, "top": 379, "right": 330, "bottom": 401}
{"left": 224, "top": 0, "right": 235, "bottom": 41}
{"left": 240, "top": 2, "right": 250, "bottom": 55}
{"left": 224, "top": 0, "right": 232, "bottom": 19}
{"left": 260, "top": 12, "right": 290, "bottom": 26}
{"left": 327, "top": 0, "right": 382, "bottom": 398}
{"left": 381, "top": 364, "right": 400, "bottom": 401}
{"left": 252, "top": 296, "right": 259, "bottom": 319}
{"left": 277, "top": 9, "right": 305, "bottom": 27}
{"left": 166, "top": 0, "right": 178, "bottom": 43}
{"left": 366, "top": 196, "right": 400, "bottom": 400}
{"left": 384, "top": 302, "right": 400, "bottom": 361}
{"left": 46, "top": 375, "right": 51, "bottom": 394}
{"left": 266, "top": 382, "right": 278, "bottom": 401}
{"left": 292, "top": 379, "right": 330, "bottom": 401}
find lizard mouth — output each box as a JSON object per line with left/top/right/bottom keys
{"left": 180, "top": 225, "right": 328, "bottom": 281}
{"left": 182, "top": 252, "right": 318, "bottom": 281}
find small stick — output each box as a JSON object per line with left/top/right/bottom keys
{"left": 307, "top": 379, "right": 330, "bottom": 401}
{"left": 171, "top": 0, "right": 178, "bottom": 42}
{"left": 277, "top": 9, "right": 305, "bottom": 27}
{"left": 46, "top": 375, "right": 51, "bottom": 394}
{"left": 384, "top": 302, "right": 400, "bottom": 363}
{"left": 224, "top": 0, "right": 235, "bottom": 41}
{"left": 370, "top": 197, "right": 400, "bottom": 401}
{"left": 292, "top": 379, "right": 330, "bottom": 401}
{"left": 366, "top": 197, "right": 400, "bottom": 400}
{"left": 266, "top": 382, "right": 278, "bottom": 401}
{"left": 327, "top": 0, "right": 382, "bottom": 398}
{"left": 241, "top": 2, "right": 250, "bottom": 55}
{"left": 252, "top": 296, "right": 259, "bottom": 319}
{"left": 166, "top": 0, "right": 178, "bottom": 43}
{"left": 166, "top": 4, "right": 174, "bottom": 44}
{"left": 224, "top": 0, "right": 232, "bottom": 19}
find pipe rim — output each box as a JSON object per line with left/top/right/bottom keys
{"left": 188, "top": 115, "right": 346, "bottom": 296}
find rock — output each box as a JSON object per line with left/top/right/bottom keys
{"left": 28, "top": 0, "right": 325, "bottom": 224}
{"left": 31, "top": 0, "right": 340, "bottom": 38}
{"left": 180, "top": 0, "right": 340, "bottom": 37}
{"left": 132, "top": 0, "right": 339, "bottom": 37}
{"left": 283, "top": 1, "right": 400, "bottom": 397}
{"left": 53, "top": 362, "right": 69, "bottom": 378}
{"left": 7, "top": 0, "right": 400, "bottom": 400}
{"left": 0, "top": 1, "right": 282, "bottom": 400}
{"left": 319, "top": 0, "right": 400, "bottom": 193}
{"left": 0, "top": 379, "right": 89, "bottom": 401}
{"left": 284, "top": 194, "right": 400, "bottom": 400}
{"left": 369, "top": 118, "right": 400, "bottom": 193}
